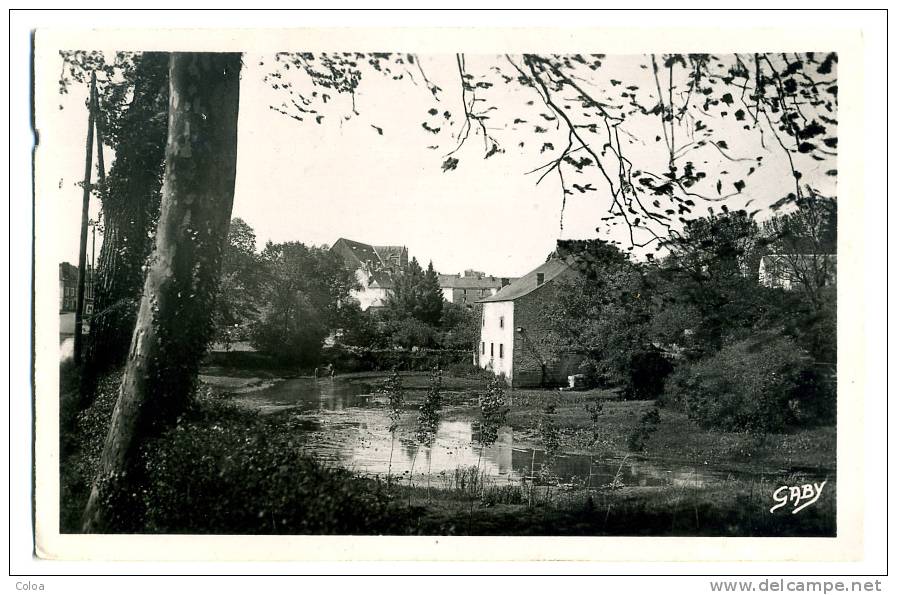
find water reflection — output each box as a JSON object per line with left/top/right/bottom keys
{"left": 252, "top": 377, "right": 373, "bottom": 411}
{"left": 213, "top": 376, "right": 777, "bottom": 488}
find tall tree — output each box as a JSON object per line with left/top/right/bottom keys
{"left": 82, "top": 52, "right": 242, "bottom": 532}
{"left": 418, "top": 261, "right": 444, "bottom": 326}
{"left": 655, "top": 210, "right": 768, "bottom": 354}
{"left": 385, "top": 256, "right": 424, "bottom": 320}
{"left": 547, "top": 241, "right": 658, "bottom": 394}
{"left": 249, "top": 241, "right": 357, "bottom": 364}
{"left": 212, "top": 217, "right": 262, "bottom": 348}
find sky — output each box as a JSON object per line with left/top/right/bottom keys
{"left": 44, "top": 52, "right": 836, "bottom": 279}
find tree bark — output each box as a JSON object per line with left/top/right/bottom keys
{"left": 82, "top": 52, "right": 241, "bottom": 532}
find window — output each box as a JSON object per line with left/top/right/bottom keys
{"left": 490, "top": 343, "right": 494, "bottom": 357}
{"left": 481, "top": 342, "right": 485, "bottom": 355}
{"left": 499, "top": 316, "right": 504, "bottom": 329}
{"left": 499, "top": 343, "right": 504, "bottom": 358}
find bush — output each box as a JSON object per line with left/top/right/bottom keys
{"left": 623, "top": 349, "right": 674, "bottom": 400}
{"left": 387, "top": 317, "right": 439, "bottom": 350}
{"left": 60, "top": 371, "right": 123, "bottom": 532}
{"left": 139, "top": 404, "right": 398, "bottom": 534}
{"left": 626, "top": 407, "right": 661, "bottom": 452}
{"left": 442, "top": 359, "right": 482, "bottom": 378}
{"left": 249, "top": 305, "right": 327, "bottom": 366}
{"left": 322, "top": 345, "right": 472, "bottom": 373}
{"left": 664, "top": 332, "right": 833, "bottom": 433}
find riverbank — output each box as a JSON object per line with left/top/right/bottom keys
{"left": 60, "top": 369, "right": 836, "bottom": 536}
{"left": 203, "top": 370, "right": 836, "bottom": 475}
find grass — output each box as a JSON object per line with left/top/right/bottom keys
{"left": 61, "top": 367, "right": 836, "bottom": 536}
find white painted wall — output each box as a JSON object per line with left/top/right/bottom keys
{"left": 478, "top": 301, "right": 515, "bottom": 381}
{"left": 441, "top": 287, "right": 454, "bottom": 302}
{"left": 351, "top": 269, "right": 391, "bottom": 310}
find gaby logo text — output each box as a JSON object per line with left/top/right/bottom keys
{"left": 770, "top": 480, "right": 827, "bottom": 514}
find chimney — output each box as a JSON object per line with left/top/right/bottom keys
{"left": 536, "top": 273, "right": 545, "bottom": 286}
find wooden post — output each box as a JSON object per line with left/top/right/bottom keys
{"left": 89, "top": 79, "right": 106, "bottom": 316}
{"left": 73, "top": 72, "right": 96, "bottom": 364}
{"left": 93, "top": 81, "right": 106, "bottom": 185}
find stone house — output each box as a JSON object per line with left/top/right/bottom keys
{"left": 476, "top": 255, "right": 583, "bottom": 387}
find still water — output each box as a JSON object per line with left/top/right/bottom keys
{"left": 204, "top": 376, "right": 750, "bottom": 488}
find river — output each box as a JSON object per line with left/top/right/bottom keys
{"left": 199, "top": 374, "right": 824, "bottom": 490}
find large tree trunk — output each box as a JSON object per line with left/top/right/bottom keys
{"left": 82, "top": 52, "right": 242, "bottom": 532}
{"left": 82, "top": 53, "right": 169, "bottom": 389}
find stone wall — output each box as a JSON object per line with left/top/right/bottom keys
{"left": 512, "top": 282, "right": 584, "bottom": 387}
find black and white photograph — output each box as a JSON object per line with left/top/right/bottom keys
{"left": 17, "top": 14, "right": 884, "bottom": 570}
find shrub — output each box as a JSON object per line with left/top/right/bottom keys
{"left": 387, "top": 317, "right": 439, "bottom": 350}
{"left": 60, "top": 371, "right": 123, "bottom": 532}
{"left": 442, "top": 359, "right": 482, "bottom": 378}
{"left": 322, "top": 345, "right": 471, "bottom": 373}
{"left": 624, "top": 349, "right": 674, "bottom": 400}
{"left": 139, "top": 402, "right": 398, "bottom": 534}
{"left": 626, "top": 407, "right": 661, "bottom": 452}
{"left": 665, "top": 332, "right": 832, "bottom": 433}
{"left": 249, "top": 305, "right": 327, "bottom": 366}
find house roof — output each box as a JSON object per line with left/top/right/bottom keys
{"left": 477, "top": 257, "right": 574, "bottom": 303}
{"left": 333, "top": 238, "right": 377, "bottom": 268}
{"left": 59, "top": 262, "right": 79, "bottom": 282}
{"left": 366, "top": 270, "right": 395, "bottom": 289}
{"left": 332, "top": 238, "right": 382, "bottom": 269}
{"left": 374, "top": 245, "right": 406, "bottom": 263}
{"left": 437, "top": 274, "right": 514, "bottom": 290}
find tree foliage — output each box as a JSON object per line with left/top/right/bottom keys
{"left": 267, "top": 51, "right": 837, "bottom": 249}
{"left": 762, "top": 189, "right": 837, "bottom": 307}
{"left": 249, "top": 241, "right": 359, "bottom": 364}
{"left": 546, "top": 240, "right": 661, "bottom": 395}
{"left": 79, "top": 52, "right": 170, "bottom": 381}
{"left": 664, "top": 332, "right": 833, "bottom": 433}
{"left": 212, "top": 218, "right": 262, "bottom": 347}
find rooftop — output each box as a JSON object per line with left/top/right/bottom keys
{"left": 332, "top": 238, "right": 382, "bottom": 268}
{"left": 437, "top": 273, "right": 514, "bottom": 290}
{"left": 478, "top": 257, "right": 574, "bottom": 303}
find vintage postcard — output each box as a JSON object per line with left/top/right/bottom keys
{"left": 31, "top": 24, "right": 867, "bottom": 563}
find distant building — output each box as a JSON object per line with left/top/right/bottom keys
{"left": 59, "top": 262, "right": 94, "bottom": 315}
{"left": 438, "top": 269, "right": 515, "bottom": 306}
{"left": 59, "top": 262, "right": 94, "bottom": 352}
{"left": 758, "top": 253, "right": 837, "bottom": 291}
{"left": 331, "top": 238, "right": 408, "bottom": 310}
{"left": 477, "top": 253, "right": 583, "bottom": 388}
